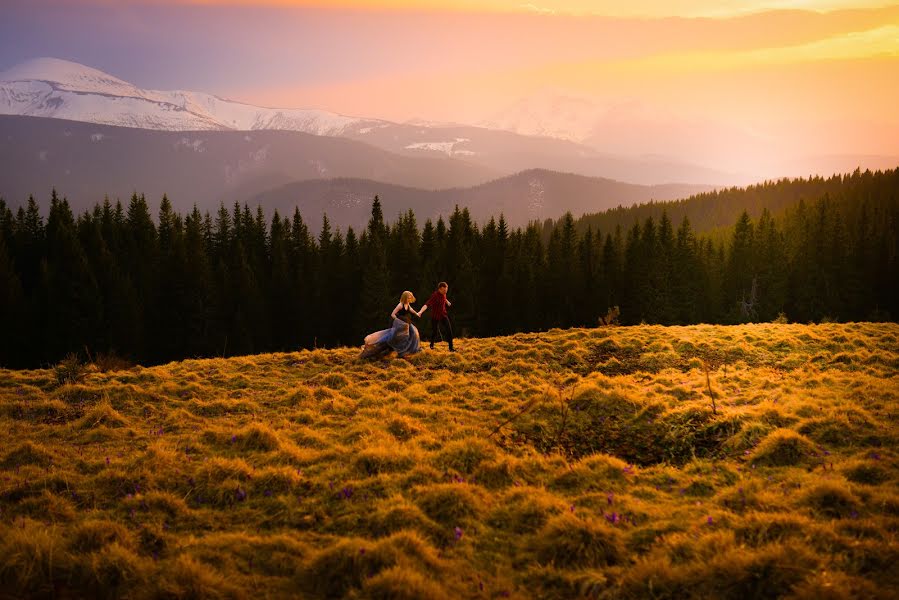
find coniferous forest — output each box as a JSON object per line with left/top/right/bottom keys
{"left": 0, "top": 168, "right": 897, "bottom": 369}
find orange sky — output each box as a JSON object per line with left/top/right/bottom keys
{"left": 105, "top": 0, "right": 896, "bottom": 17}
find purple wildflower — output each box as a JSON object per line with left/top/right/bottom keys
{"left": 850, "top": 511, "right": 859, "bottom": 519}
{"left": 605, "top": 512, "right": 620, "bottom": 524}
{"left": 454, "top": 526, "right": 463, "bottom": 541}
{"left": 231, "top": 435, "right": 237, "bottom": 444}
{"left": 706, "top": 516, "right": 714, "bottom": 525}
{"left": 236, "top": 487, "right": 247, "bottom": 502}
{"left": 105, "top": 457, "right": 110, "bottom": 466}
{"left": 607, "top": 493, "right": 614, "bottom": 505}
{"left": 341, "top": 487, "right": 353, "bottom": 500}
{"left": 569, "top": 504, "right": 575, "bottom": 513}
{"left": 359, "top": 548, "right": 366, "bottom": 555}
{"left": 264, "top": 489, "right": 272, "bottom": 497}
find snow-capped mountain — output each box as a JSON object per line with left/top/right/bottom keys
{"left": 0, "top": 57, "right": 385, "bottom": 135}
{"left": 481, "top": 90, "right": 607, "bottom": 143}
{"left": 0, "top": 57, "right": 746, "bottom": 186}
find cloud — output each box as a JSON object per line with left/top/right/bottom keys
{"left": 519, "top": 3, "right": 557, "bottom": 14}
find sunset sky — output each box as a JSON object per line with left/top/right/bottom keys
{"left": 2, "top": 0, "right": 898, "bottom": 175}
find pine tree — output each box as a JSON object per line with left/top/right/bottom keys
{"left": 359, "top": 196, "right": 392, "bottom": 334}
{"left": 0, "top": 236, "right": 27, "bottom": 366}
{"left": 724, "top": 211, "right": 755, "bottom": 322}
{"left": 655, "top": 211, "right": 675, "bottom": 323}
{"left": 44, "top": 194, "right": 101, "bottom": 362}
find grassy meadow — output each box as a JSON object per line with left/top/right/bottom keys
{"left": 1, "top": 322, "right": 898, "bottom": 599}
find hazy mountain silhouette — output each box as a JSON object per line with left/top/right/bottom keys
{"left": 0, "top": 115, "right": 498, "bottom": 212}
{"left": 247, "top": 170, "right": 713, "bottom": 233}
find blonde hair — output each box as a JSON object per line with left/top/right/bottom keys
{"left": 400, "top": 291, "right": 416, "bottom": 305}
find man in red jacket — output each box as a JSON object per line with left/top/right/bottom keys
{"left": 420, "top": 281, "right": 454, "bottom": 352}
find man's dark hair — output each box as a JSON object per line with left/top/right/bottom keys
{"left": 437, "top": 282, "right": 448, "bottom": 289}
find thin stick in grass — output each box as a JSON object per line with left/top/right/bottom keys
{"left": 703, "top": 360, "right": 717, "bottom": 414}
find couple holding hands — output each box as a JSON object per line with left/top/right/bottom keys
{"left": 360, "top": 282, "right": 454, "bottom": 360}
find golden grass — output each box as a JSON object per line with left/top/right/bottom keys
{"left": 0, "top": 322, "right": 897, "bottom": 598}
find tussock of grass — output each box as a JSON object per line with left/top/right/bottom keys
{"left": 750, "top": 429, "right": 819, "bottom": 467}
{"left": 414, "top": 483, "right": 487, "bottom": 525}
{"left": 75, "top": 400, "right": 131, "bottom": 430}
{"left": 801, "top": 482, "right": 861, "bottom": 519}
{"left": 1, "top": 441, "right": 54, "bottom": 468}
{"left": 533, "top": 513, "right": 625, "bottom": 567}
{"left": 363, "top": 565, "right": 453, "bottom": 600}
{"left": 1, "top": 323, "right": 897, "bottom": 597}
{"left": 300, "top": 532, "right": 443, "bottom": 598}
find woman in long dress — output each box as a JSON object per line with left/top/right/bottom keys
{"left": 359, "top": 291, "right": 423, "bottom": 359}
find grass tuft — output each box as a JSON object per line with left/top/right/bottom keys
{"left": 533, "top": 513, "right": 625, "bottom": 568}
{"left": 750, "top": 429, "right": 819, "bottom": 467}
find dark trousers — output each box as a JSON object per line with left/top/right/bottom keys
{"left": 430, "top": 316, "right": 453, "bottom": 349}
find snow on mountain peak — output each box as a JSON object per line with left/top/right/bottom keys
{"left": 0, "top": 57, "right": 139, "bottom": 96}
{"left": 0, "top": 56, "right": 381, "bottom": 136}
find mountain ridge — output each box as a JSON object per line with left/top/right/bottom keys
{"left": 0, "top": 57, "right": 740, "bottom": 187}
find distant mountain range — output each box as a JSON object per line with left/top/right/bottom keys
{"left": 247, "top": 171, "right": 712, "bottom": 233}
{"left": 5, "top": 57, "right": 891, "bottom": 231}
{"left": 0, "top": 115, "right": 497, "bottom": 211}
{"left": 0, "top": 57, "right": 737, "bottom": 187}
{"left": 0, "top": 115, "right": 713, "bottom": 232}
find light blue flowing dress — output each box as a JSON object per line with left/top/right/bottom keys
{"left": 361, "top": 304, "right": 421, "bottom": 359}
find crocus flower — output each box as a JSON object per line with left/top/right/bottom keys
{"left": 605, "top": 512, "right": 619, "bottom": 524}
{"left": 454, "top": 526, "right": 463, "bottom": 540}
{"left": 706, "top": 516, "right": 714, "bottom": 525}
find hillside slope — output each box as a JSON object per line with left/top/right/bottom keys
{"left": 1, "top": 323, "right": 897, "bottom": 598}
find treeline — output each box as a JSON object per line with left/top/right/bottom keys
{"left": 547, "top": 169, "right": 897, "bottom": 244}
{"left": 0, "top": 167, "right": 897, "bottom": 368}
